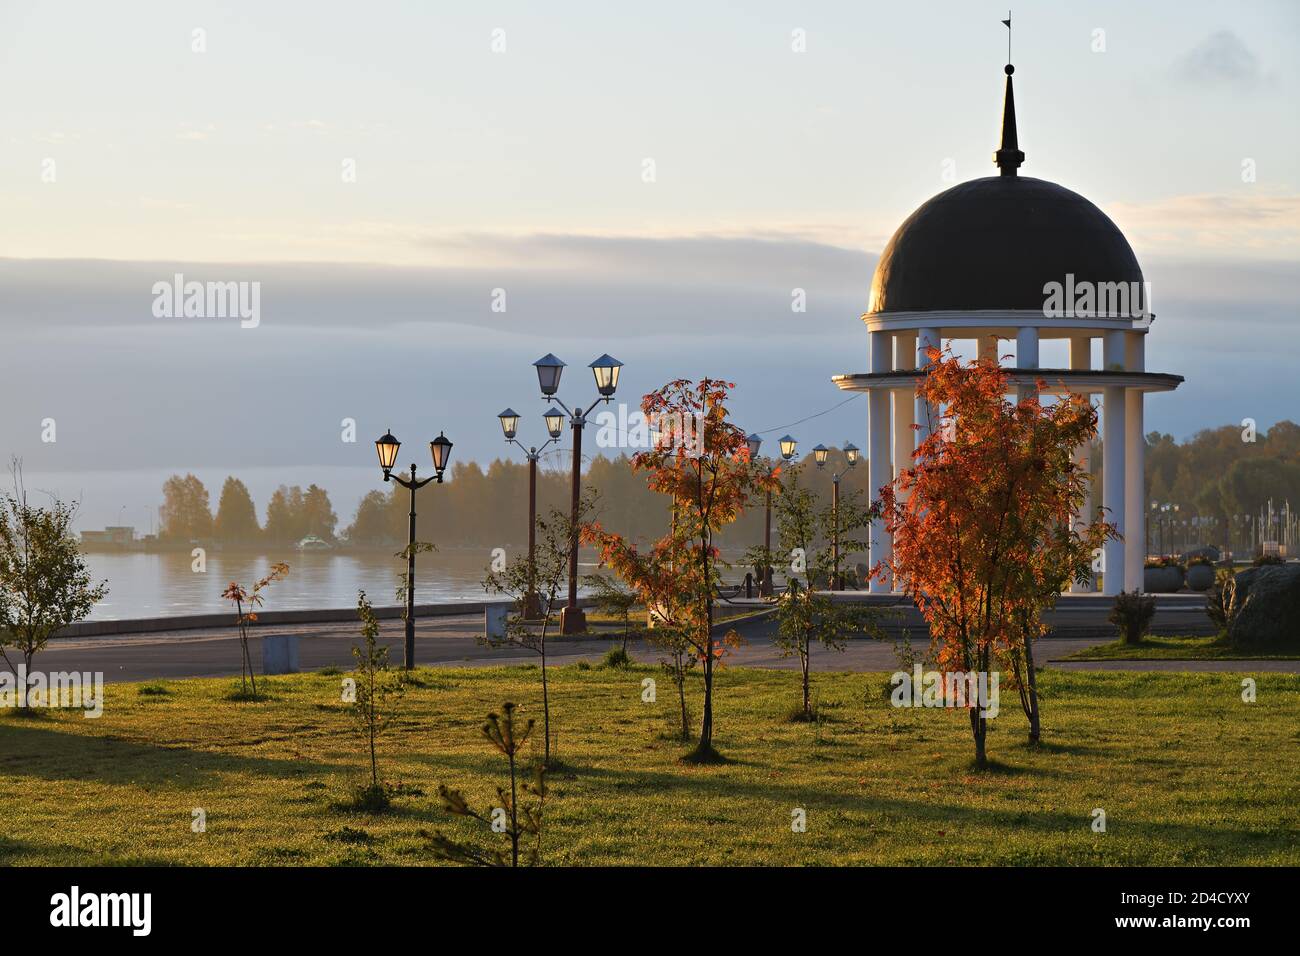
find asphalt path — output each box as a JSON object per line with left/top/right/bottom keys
{"left": 12, "top": 604, "right": 1296, "bottom": 683}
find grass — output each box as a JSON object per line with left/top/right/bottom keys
{"left": 1064, "top": 634, "right": 1300, "bottom": 661}
{"left": 0, "top": 664, "right": 1296, "bottom": 866}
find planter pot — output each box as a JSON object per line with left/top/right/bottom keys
{"left": 1185, "top": 564, "right": 1215, "bottom": 592}
{"left": 1144, "top": 566, "right": 1184, "bottom": 593}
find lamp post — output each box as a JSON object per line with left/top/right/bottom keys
{"left": 374, "top": 428, "right": 452, "bottom": 670}
{"left": 1151, "top": 502, "right": 1178, "bottom": 557}
{"left": 814, "top": 442, "right": 860, "bottom": 591}
{"left": 533, "top": 352, "right": 623, "bottom": 634}
{"left": 746, "top": 433, "right": 797, "bottom": 596}
{"left": 1154, "top": 502, "right": 1164, "bottom": 561}
{"left": 497, "top": 407, "right": 562, "bottom": 619}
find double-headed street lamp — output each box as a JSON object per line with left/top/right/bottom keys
{"left": 814, "top": 442, "right": 860, "bottom": 591}
{"left": 374, "top": 428, "right": 453, "bottom": 669}
{"left": 533, "top": 352, "right": 623, "bottom": 634}
{"left": 746, "top": 433, "right": 798, "bottom": 597}
{"left": 497, "top": 407, "right": 563, "bottom": 619}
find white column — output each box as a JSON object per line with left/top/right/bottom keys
{"left": 893, "top": 331, "right": 917, "bottom": 482}
{"left": 914, "top": 327, "right": 939, "bottom": 448}
{"left": 1124, "top": 332, "right": 1146, "bottom": 591}
{"left": 977, "top": 333, "right": 999, "bottom": 364}
{"left": 869, "top": 330, "right": 893, "bottom": 593}
{"left": 1015, "top": 326, "right": 1040, "bottom": 403}
{"left": 1102, "top": 330, "right": 1126, "bottom": 595}
{"left": 1068, "top": 335, "right": 1095, "bottom": 593}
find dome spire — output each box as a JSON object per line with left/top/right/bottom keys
{"left": 994, "top": 13, "right": 1025, "bottom": 176}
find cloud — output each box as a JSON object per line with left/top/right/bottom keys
{"left": 1105, "top": 193, "right": 1300, "bottom": 260}
{"left": 0, "top": 237, "right": 1296, "bottom": 477}
{"left": 0, "top": 234, "right": 875, "bottom": 340}
{"left": 1174, "top": 30, "right": 1264, "bottom": 89}
{"left": 175, "top": 123, "right": 216, "bottom": 142}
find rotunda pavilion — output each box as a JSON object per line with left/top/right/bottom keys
{"left": 833, "top": 61, "right": 1183, "bottom": 596}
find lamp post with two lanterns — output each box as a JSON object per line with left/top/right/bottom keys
{"left": 813, "top": 442, "right": 860, "bottom": 591}
{"left": 496, "top": 407, "right": 564, "bottom": 619}
{"left": 745, "top": 432, "right": 798, "bottom": 596}
{"left": 373, "top": 429, "right": 453, "bottom": 670}
{"left": 532, "top": 352, "right": 623, "bottom": 635}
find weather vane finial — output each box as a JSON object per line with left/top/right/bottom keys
{"left": 994, "top": 11, "right": 1025, "bottom": 175}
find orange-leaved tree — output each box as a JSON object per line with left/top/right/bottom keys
{"left": 222, "top": 562, "right": 290, "bottom": 700}
{"left": 583, "top": 378, "right": 776, "bottom": 763}
{"left": 875, "top": 348, "right": 1114, "bottom": 766}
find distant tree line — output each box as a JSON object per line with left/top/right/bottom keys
{"left": 160, "top": 475, "right": 338, "bottom": 546}
{"left": 1144, "top": 420, "right": 1300, "bottom": 519}
{"left": 153, "top": 419, "right": 1299, "bottom": 552}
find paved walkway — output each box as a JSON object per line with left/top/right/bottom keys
{"left": 16, "top": 608, "right": 1296, "bottom": 683}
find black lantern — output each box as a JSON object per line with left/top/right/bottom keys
{"left": 544, "top": 407, "right": 566, "bottom": 439}
{"left": 498, "top": 408, "right": 520, "bottom": 441}
{"left": 534, "top": 354, "right": 566, "bottom": 397}
{"left": 590, "top": 354, "right": 623, "bottom": 399}
{"left": 375, "top": 430, "right": 401, "bottom": 475}
{"left": 429, "top": 432, "right": 453, "bottom": 477}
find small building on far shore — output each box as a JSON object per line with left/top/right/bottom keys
{"left": 80, "top": 526, "right": 137, "bottom": 549}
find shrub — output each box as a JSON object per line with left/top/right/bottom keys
{"left": 345, "top": 783, "right": 391, "bottom": 814}
{"left": 1253, "top": 553, "right": 1284, "bottom": 567}
{"left": 601, "top": 646, "right": 632, "bottom": 669}
{"left": 1108, "top": 589, "right": 1156, "bottom": 645}
{"left": 1206, "top": 568, "right": 1242, "bottom": 635}
{"left": 1144, "top": 555, "right": 1186, "bottom": 573}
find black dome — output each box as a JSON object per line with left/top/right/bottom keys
{"left": 867, "top": 176, "right": 1144, "bottom": 314}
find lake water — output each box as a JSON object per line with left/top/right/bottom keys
{"left": 81, "top": 547, "right": 759, "bottom": 621}
{"left": 81, "top": 549, "right": 589, "bottom": 620}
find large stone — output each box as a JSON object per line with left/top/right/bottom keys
{"left": 1229, "top": 564, "right": 1300, "bottom": 649}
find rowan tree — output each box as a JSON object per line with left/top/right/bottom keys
{"left": 221, "top": 561, "right": 289, "bottom": 700}
{"left": 876, "top": 348, "right": 1114, "bottom": 764}
{"left": 584, "top": 378, "right": 776, "bottom": 762}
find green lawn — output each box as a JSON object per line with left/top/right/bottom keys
{"left": 1, "top": 663, "right": 1296, "bottom": 866}
{"left": 1064, "top": 634, "right": 1300, "bottom": 661}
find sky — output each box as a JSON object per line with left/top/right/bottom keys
{"left": 1, "top": 0, "right": 1297, "bottom": 530}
